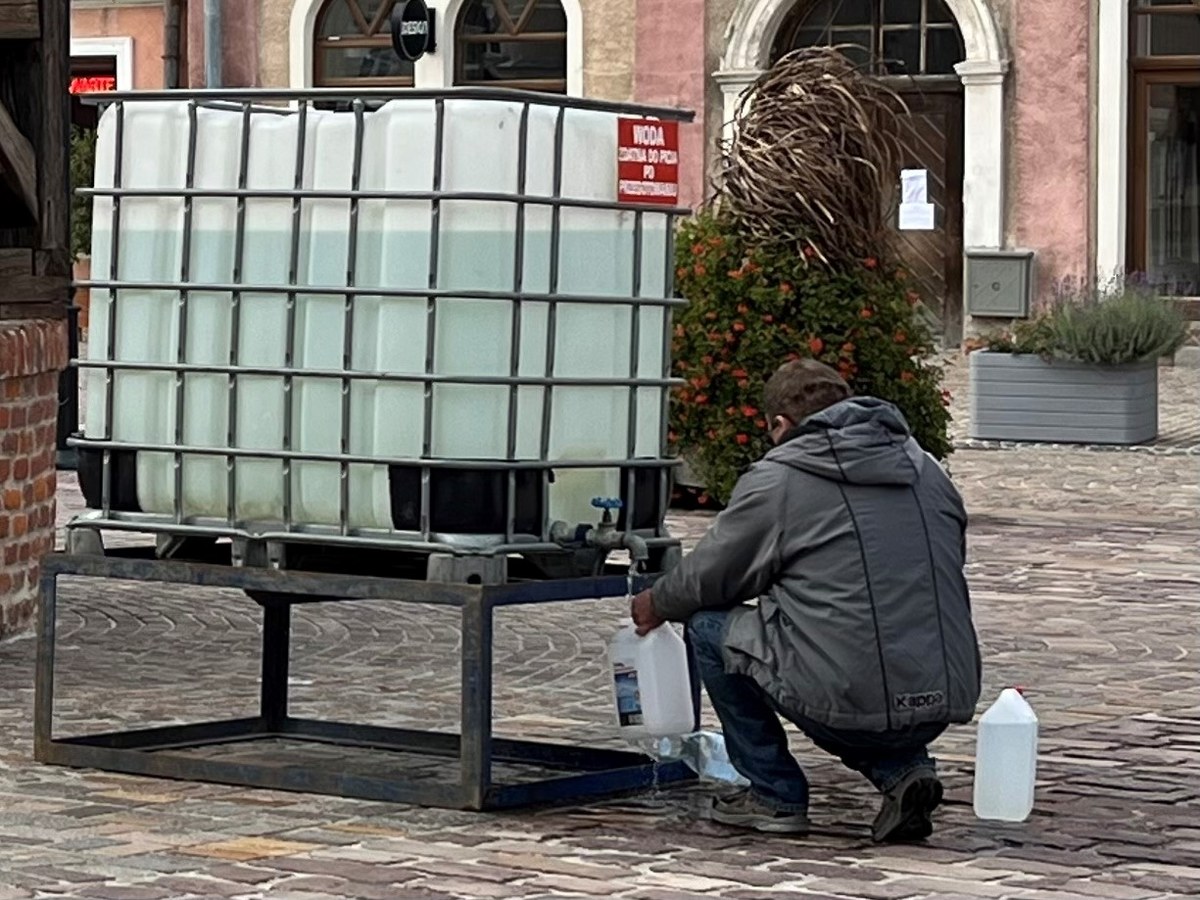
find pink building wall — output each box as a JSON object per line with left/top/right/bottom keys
{"left": 72, "top": 5, "right": 165, "bottom": 89}
{"left": 73, "top": 1, "right": 261, "bottom": 90}
{"left": 1010, "top": 0, "right": 1092, "bottom": 298}
{"left": 633, "top": 0, "right": 708, "bottom": 211}
{"left": 186, "top": 0, "right": 261, "bottom": 88}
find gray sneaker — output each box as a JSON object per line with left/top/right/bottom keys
{"left": 872, "top": 767, "right": 943, "bottom": 843}
{"left": 709, "top": 789, "right": 810, "bottom": 834}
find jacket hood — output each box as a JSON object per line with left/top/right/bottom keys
{"left": 765, "top": 397, "right": 926, "bottom": 486}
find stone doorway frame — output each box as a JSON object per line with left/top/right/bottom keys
{"left": 714, "top": 0, "right": 1008, "bottom": 251}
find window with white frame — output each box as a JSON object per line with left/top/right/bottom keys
{"left": 455, "top": 0, "right": 568, "bottom": 93}
{"left": 314, "top": 0, "right": 415, "bottom": 87}
{"left": 1129, "top": 1, "right": 1200, "bottom": 296}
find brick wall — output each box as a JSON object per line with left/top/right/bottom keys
{"left": 1, "top": 319, "right": 68, "bottom": 639}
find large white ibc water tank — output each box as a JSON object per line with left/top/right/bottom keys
{"left": 81, "top": 95, "right": 680, "bottom": 545}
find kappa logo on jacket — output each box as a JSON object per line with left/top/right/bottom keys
{"left": 894, "top": 691, "right": 946, "bottom": 711}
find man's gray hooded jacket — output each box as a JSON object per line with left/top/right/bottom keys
{"left": 653, "top": 397, "right": 981, "bottom": 732}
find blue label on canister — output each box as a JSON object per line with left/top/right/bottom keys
{"left": 613, "top": 663, "right": 643, "bottom": 727}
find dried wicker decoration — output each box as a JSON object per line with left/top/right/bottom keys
{"left": 716, "top": 46, "right": 910, "bottom": 267}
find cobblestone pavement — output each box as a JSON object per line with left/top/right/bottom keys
{"left": 0, "top": 361, "right": 1197, "bottom": 899}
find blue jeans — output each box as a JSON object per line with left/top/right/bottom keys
{"left": 687, "top": 610, "right": 946, "bottom": 812}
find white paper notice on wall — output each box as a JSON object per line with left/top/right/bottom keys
{"left": 901, "top": 169, "right": 928, "bottom": 204}
{"left": 898, "top": 168, "right": 935, "bottom": 230}
{"left": 899, "top": 203, "right": 936, "bottom": 230}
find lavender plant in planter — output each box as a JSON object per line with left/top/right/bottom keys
{"left": 968, "top": 279, "right": 1187, "bottom": 446}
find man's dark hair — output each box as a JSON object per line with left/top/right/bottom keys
{"left": 763, "top": 359, "right": 853, "bottom": 425}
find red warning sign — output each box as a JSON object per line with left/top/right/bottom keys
{"left": 617, "top": 117, "right": 680, "bottom": 206}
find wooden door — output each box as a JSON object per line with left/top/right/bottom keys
{"left": 888, "top": 84, "right": 965, "bottom": 347}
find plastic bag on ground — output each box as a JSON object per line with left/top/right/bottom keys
{"left": 639, "top": 731, "right": 749, "bottom": 786}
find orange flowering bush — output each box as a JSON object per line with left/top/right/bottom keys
{"left": 670, "top": 209, "right": 952, "bottom": 504}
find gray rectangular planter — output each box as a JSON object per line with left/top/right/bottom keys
{"left": 968, "top": 351, "right": 1159, "bottom": 445}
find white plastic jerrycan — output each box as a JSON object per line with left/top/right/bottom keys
{"left": 973, "top": 687, "right": 1039, "bottom": 822}
{"left": 609, "top": 623, "right": 694, "bottom": 739}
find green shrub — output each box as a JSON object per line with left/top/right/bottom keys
{"left": 70, "top": 126, "right": 97, "bottom": 262}
{"left": 669, "top": 209, "right": 953, "bottom": 504}
{"left": 980, "top": 277, "right": 1187, "bottom": 365}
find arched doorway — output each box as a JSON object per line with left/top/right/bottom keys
{"left": 772, "top": 0, "right": 966, "bottom": 343}
{"left": 772, "top": 0, "right": 965, "bottom": 75}
{"left": 717, "top": 0, "right": 1007, "bottom": 343}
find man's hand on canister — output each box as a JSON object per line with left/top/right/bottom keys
{"left": 631, "top": 589, "right": 665, "bottom": 636}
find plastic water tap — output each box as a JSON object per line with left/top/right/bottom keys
{"left": 591, "top": 498, "right": 649, "bottom": 567}
{"left": 591, "top": 497, "right": 623, "bottom": 526}
{"left": 546, "top": 498, "right": 648, "bottom": 576}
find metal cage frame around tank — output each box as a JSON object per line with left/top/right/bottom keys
{"left": 70, "top": 87, "right": 695, "bottom": 559}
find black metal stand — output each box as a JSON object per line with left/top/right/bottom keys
{"left": 34, "top": 552, "right": 699, "bottom": 810}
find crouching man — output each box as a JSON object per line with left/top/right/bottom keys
{"left": 632, "top": 359, "right": 981, "bottom": 842}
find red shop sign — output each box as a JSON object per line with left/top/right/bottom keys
{"left": 617, "top": 117, "right": 680, "bottom": 206}
{"left": 70, "top": 76, "right": 116, "bottom": 94}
